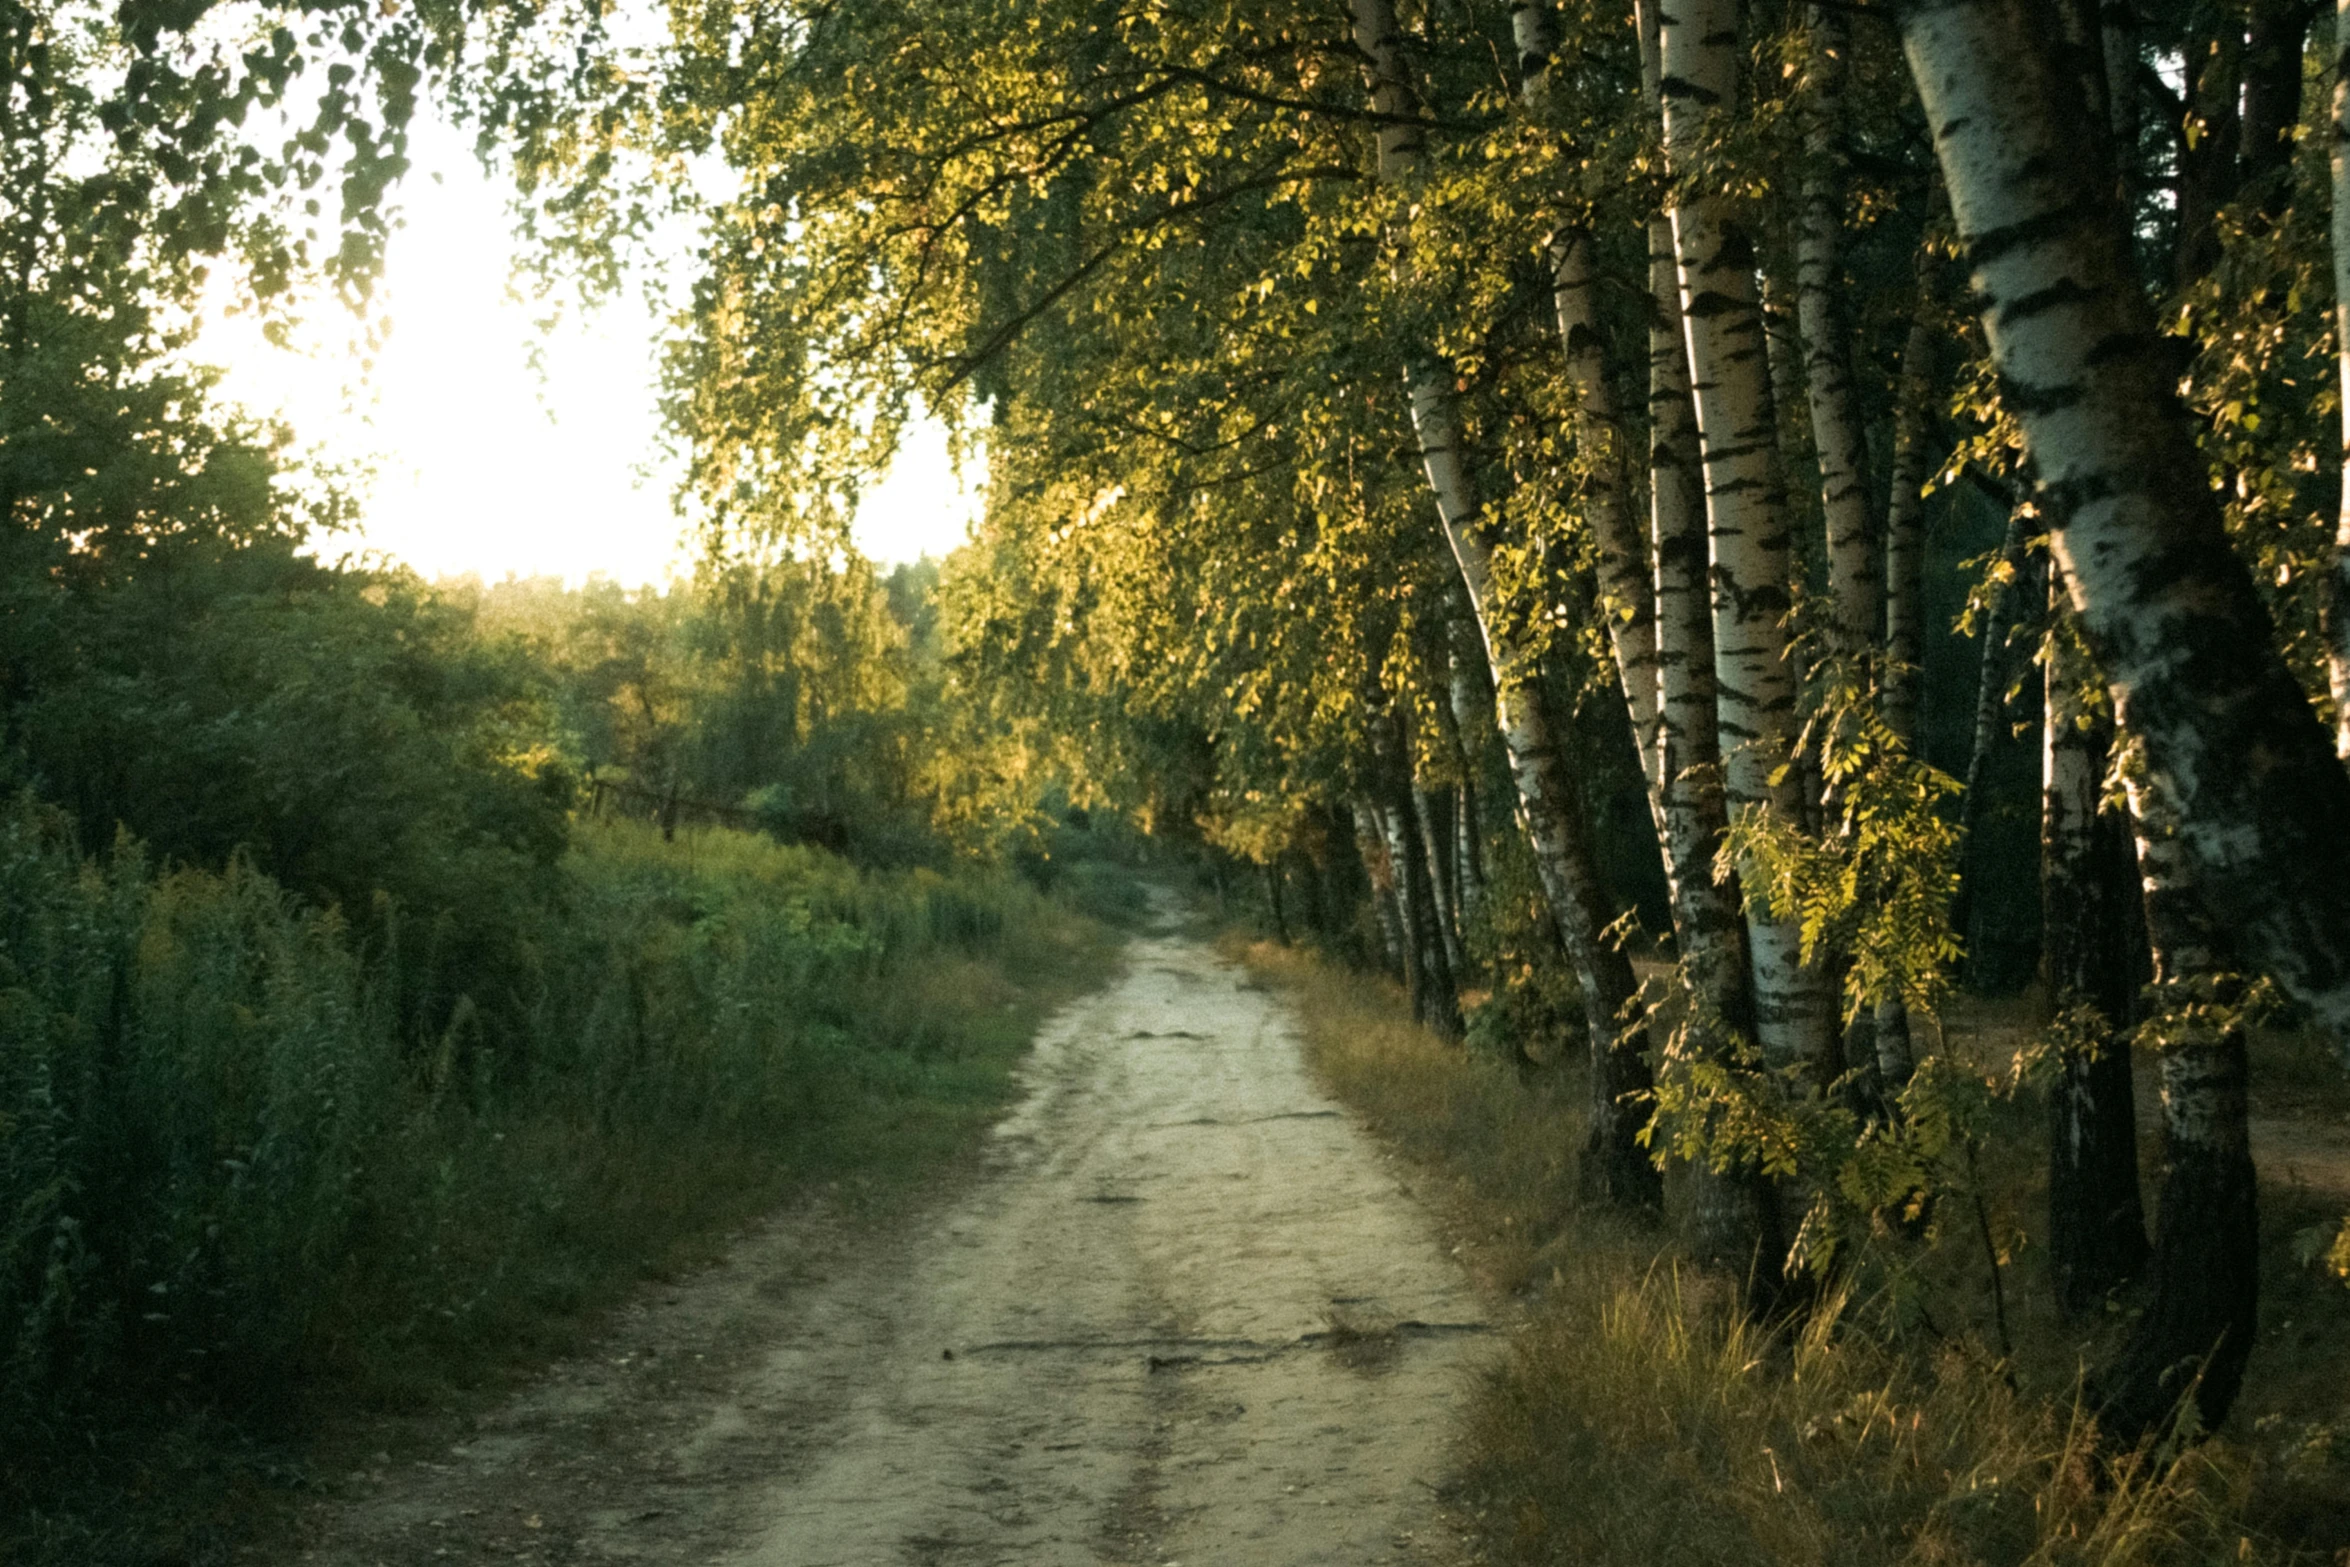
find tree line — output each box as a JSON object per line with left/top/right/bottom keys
{"left": 13, "top": 0, "right": 2350, "bottom": 1509}
{"left": 465, "top": 0, "right": 2350, "bottom": 1453}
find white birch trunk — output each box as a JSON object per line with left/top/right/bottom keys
{"left": 2097, "top": 743, "right": 2256, "bottom": 1440}
{"left": 1555, "top": 228, "right": 1666, "bottom": 805}
{"left": 1413, "top": 781, "right": 1468, "bottom": 980}
{"left": 1519, "top": 4, "right": 1666, "bottom": 813}
{"left": 1873, "top": 231, "right": 1943, "bottom": 1080}
{"left": 1455, "top": 784, "right": 1483, "bottom": 920}
{"left": 1352, "top": 799, "right": 1408, "bottom": 975}
{"left": 1797, "top": 6, "right": 1881, "bottom": 662}
{"left": 1448, "top": 634, "right": 1489, "bottom": 923}
{"left": 1381, "top": 788, "right": 1461, "bottom": 1036}
{"left": 1511, "top": 0, "right": 1554, "bottom": 105}
{"left": 1646, "top": 212, "right": 1751, "bottom": 1033}
{"left": 1634, "top": 0, "right": 1786, "bottom": 1278}
{"left": 1880, "top": 230, "right": 1940, "bottom": 749}
{"left": 1659, "top": 0, "right": 1833, "bottom": 1075}
{"left": 1760, "top": 267, "right": 1806, "bottom": 462}
{"left": 1356, "top": 0, "right": 1658, "bottom": 1204}
{"left": 1899, "top": 3, "right": 2350, "bottom": 1056}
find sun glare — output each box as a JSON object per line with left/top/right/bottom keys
{"left": 198, "top": 114, "right": 980, "bottom": 587}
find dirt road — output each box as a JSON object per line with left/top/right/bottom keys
{"left": 281, "top": 897, "right": 1490, "bottom": 1566}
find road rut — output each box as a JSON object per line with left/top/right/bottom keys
{"left": 282, "top": 900, "right": 1489, "bottom": 1566}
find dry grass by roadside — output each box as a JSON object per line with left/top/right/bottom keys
{"left": 1235, "top": 937, "right": 2318, "bottom": 1567}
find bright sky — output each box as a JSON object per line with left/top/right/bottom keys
{"left": 201, "top": 115, "right": 981, "bottom": 587}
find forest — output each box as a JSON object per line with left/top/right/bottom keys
{"left": 11, "top": 0, "right": 2350, "bottom": 1561}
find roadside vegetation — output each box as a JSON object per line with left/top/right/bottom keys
{"left": 0, "top": 254, "right": 1134, "bottom": 1556}
{"left": 3, "top": 760, "right": 1126, "bottom": 1565}
{"left": 1245, "top": 934, "right": 2350, "bottom": 1565}
{"left": 19, "top": 2, "right": 2350, "bottom": 1565}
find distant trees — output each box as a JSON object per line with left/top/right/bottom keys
{"left": 463, "top": 555, "right": 1006, "bottom": 866}
{"left": 26, "top": 0, "right": 2350, "bottom": 1458}
{"left": 441, "top": 0, "right": 2350, "bottom": 1446}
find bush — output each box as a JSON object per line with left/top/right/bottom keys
{"left": 4, "top": 544, "right": 573, "bottom": 1050}
{"left": 0, "top": 800, "right": 399, "bottom": 1430}
{"left": 0, "top": 805, "right": 1115, "bottom": 1554}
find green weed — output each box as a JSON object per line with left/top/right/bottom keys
{"left": 0, "top": 805, "right": 1120, "bottom": 1562}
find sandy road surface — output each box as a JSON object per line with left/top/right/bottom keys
{"left": 280, "top": 898, "right": 1491, "bottom": 1566}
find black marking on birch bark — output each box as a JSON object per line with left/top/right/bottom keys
{"left": 1655, "top": 73, "right": 1719, "bottom": 106}
{"left": 1964, "top": 198, "right": 2102, "bottom": 269}
{"left": 1993, "top": 371, "right": 2085, "bottom": 417}
{"left": 1998, "top": 274, "right": 2101, "bottom": 324}
{"left": 2079, "top": 329, "right": 2159, "bottom": 370}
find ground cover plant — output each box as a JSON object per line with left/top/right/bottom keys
{"left": 0, "top": 807, "right": 1120, "bottom": 1563}
{"left": 1242, "top": 933, "right": 2350, "bottom": 1565}
{"left": 18, "top": 0, "right": 2350, "bottom": 1562}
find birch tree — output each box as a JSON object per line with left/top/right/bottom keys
{"left": 1655, "top": 0, "right": 1836, "bottom": 1076}
{"left": 1352, "top": 0, "right": 1659, "bottom": 1205}
{"left": 2041, "top": 607, "right": 2148, "bottom": 1317}
{"left": 1795, "top": 6, "right": 1882, "bottom": 667}
{"left": 1897, "top": 2, "right": 2350, "bottom": 1054}
{"left": 2094, "top": 748, "right": 2259, "bottom": 1442}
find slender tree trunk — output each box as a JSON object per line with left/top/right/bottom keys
{"left": 1874, "top": 231, "right": 1942, "bottom": 1081}
{"left": 2173, "top": 20, "right": 2243, "bottom": 288}
{"left": 1354, "top": 0, "right": 1659, "bottom": 1204}
{"left": 1370, "top": 699, "right": 1463, "bottom": 1037}
{"left": 1353, "top": 799, "right": 1409, "bottom": 980}
{"left": 1646, "top": 211, "right": 1753, "bottom": 1053}
{"left": 1414, "top": 780, "right": 1468, "bottom": 980}
{"left": 2093, "top": 751, "right": 2257, "bottom": 1444}
{"left": 1896, "top": 3, "right": 2350, "bottom": 1054}
{"left": 1448, "top": 631, "right": 1490, "bottom": 923}
{"left": 1555, "top": 227, "right": 1666, "bottom": 805}
{"left": 1798, "top": 6, "right": 1882, "bottom": 664}
{"left": 1511, "top": 0, "right": 1554, "bottom": 102}
{"left": 1659, "top": 0, "right": 1834, "bottom": 1078}
{"left": 1881, "top": 236, "right": 1939, "bottom": 753}
{"left": 1381, "top": 782, "right": 1463, "bottom": 1038}
{"left": 2239, "top": 1, "right": 2313, "bottom": 202}
{"left": 1949, "top": 512, "right": 2033, "bottom": 960}
{"left": 1759, "top": 266, "right": 1806, "bottom": 463}
{"left": 1264, "top": 861, "right": 1292, "bottom": 945}
{"left": 1454, "top": 782, "right": 1482, "bottom": 923}
{"left": 1545, "top": 11, "right": 1761, "bottom": 1211}
{"left": 2043, "top": 606, "right": 2150, "bottom": 1316}
{"left": 2328, "top": 0, "right": 2350, "bottom": 755}
{"left": 1634, "top": 0, "right": 1782, "bottom": 1271}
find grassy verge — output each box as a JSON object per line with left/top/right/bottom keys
{"left": 2, "top": 810, "right": 1125, "bottom": 1565}
{"left": 1235, "top": 937, "right": 2338, "bottom": 1567}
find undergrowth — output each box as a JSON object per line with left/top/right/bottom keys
{"left": 0, "top": 805, "right": 1119, "bottom": 1563}
{"left": 1237, "top": 937, "right": 2310, "bottom": 1567}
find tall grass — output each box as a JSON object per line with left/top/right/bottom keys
{"left": 1237, "top": 938, "right": 2287, "bottom": 1567}
{"left": 1, "top": 801, "right": 1116, "bottom": 1556}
